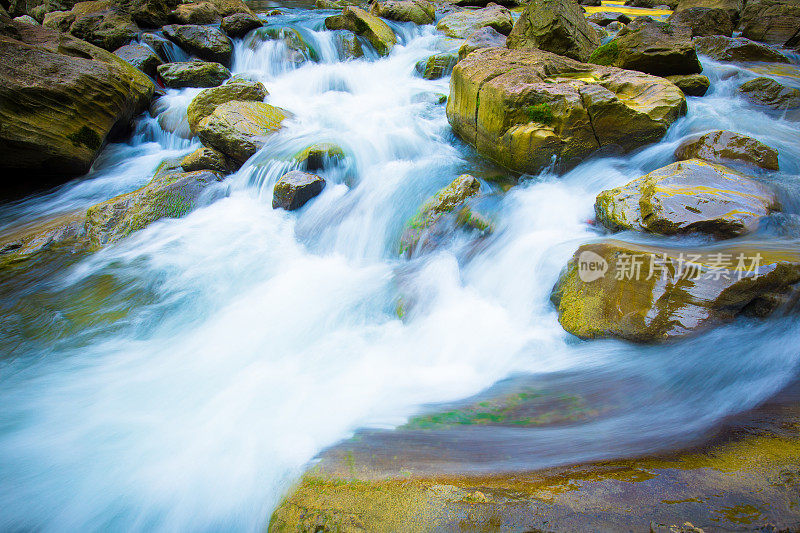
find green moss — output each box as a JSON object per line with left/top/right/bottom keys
{"left": 66, "top": 126, "right": 102, "bottom": 150}
{"left": 588, "top": 40, "right": 619, "bottom": 66}
{"left": 525, "top": 102, "right": 555, "bottom": 125}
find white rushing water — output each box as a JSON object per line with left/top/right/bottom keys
{"left": 1, "top": 9, "right": 800, "bottom": 532}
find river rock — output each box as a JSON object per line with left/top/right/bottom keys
{"left": 293, "top": 143, "right": 345, "bottom": 170}
{"left": 181, "top": 146, "right": 231, "bottom": 172}
{"left": 739, "top": 76, "right": 800, "bottom": 109}
{"left": 65, "top": 0, "right": 138, "bottom": 50}
{"left": 114, "top": 42, "right": 162, "bottom": 76}
{"left": 399, "top": 174, "right": 490, "bottom": 256}
{"left": 551, "top": 239, "right": 800, "bottom": 342}
{"left": 447, "top": 47, "right": 686, "bottom": 174}
{"left": 416, "top": 53, "right": 457, "bottom": 79}
{"left": 325, "top": 6, "right": 396, "bottom": 56}
{"left": 170, "top": 1, "right": 219, "bottom": 23}
{"left": 206, "top": 0, "right": 253, "bottom": 16}
{"left": 595, "top": 159, "right": 779, "bottom": 238}
{"left": 458, "top": 26, "right": 506, "bottom": 59}
{"left": 693, "top": 35, "right": 791, "bottom": 63}
{"left": 668, "top": 7, "right": 733, "bottom": 37}
{"left": 157, "top": 60, "right": 231, "bottom": 87}
{"left": 195, "top": 101, "right": 291, "bottom": 163}
{"left": 272, "top": 170, "right": 326, "bottom": 210}
{"left": 0, "top": 18, "right": 154, "bottom": 181}
{"left": 675, "top": 130, "right": 780, "bottom": 171}
{"left": 369, "top": 0, "right": 434, "bottom": 24}
{"left": 666, "top": 73, "right": 710, "bottom": 96}
{"left": 221, "top": 12, "right": 261, "bottom": 37}
{"left": 333, "top": 30, "right": 363, "bottom": 59}
{"left": 740, "top": 0, "right": 800, "bottom": 46}
{"left": 186, "top": 79, "right": 268, "bottom": 132}
{"left": 435, "top": 4, "right": 514, "bottom": 38}
{"left": 589, "top": 17, "right": 702, "bottom": 77}
{"left": 505, "top": 0, "right": 600, "bottom": 62}
{"left": 586, "top": 11, "right": 631, "bottom": 26}
{"left": 673, "top": 0, "right": 743, "bottom": 19}
{"left": 162, "top": 24, "right": 233, "bottom": 66}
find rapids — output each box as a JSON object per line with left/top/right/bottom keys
{"left": 1, "top": 6, "right": 800, "bottom": 532}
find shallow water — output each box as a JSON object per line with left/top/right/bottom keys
{"left": 1, "top": 7, "right": 800, "bottom": 532}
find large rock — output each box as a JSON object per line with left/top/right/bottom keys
{"left": 324, "top": 6, "right": 396, "bottom": 56}
{"left": 206, "top": 0, "right": 252, "bottom": 16}
{"left": 0, "top": 19, "right": 153, "bottom": 182}
{"left": 399, "top": 174, "right": 490, "bottom": 255}
{"left": 369, "top": 0, "right": 434, "bottom": 24}
{"left": 162, "top": 23, "right": 233, "bottom": 66}
{"left": 447, "top": 47, "right": 686, "bottom": 174}
{"left": 505, "top": 0, "right": 599, "bottom": 62}
{"left": 186, "top": 79, "right": 268, "bottom": 132}
{"left": 668, "top": 7, "right": 733, "bottom": 37}
{"left": 551, "top": 239, "right": 800, "bottom": 342}
{"left": 666, "top": 73, "right": 710, "bottom": 96}
{"left": 458, "top": 25, "right": 506, "bottom": 59}
{"left": 435, "top": 4, "right": 513, "bottom": 38}
{"left": 181, "top": 146, "right": 231, "bottom": 172}
{"left": 157, "top": 60, "right": 231, "bottom": 87}
{"left": 272, "top": 170, "right": 326, "bottom": 210}
{"left": 114, "top": 42, "right": 162, "bottom": 76}
{"left": 169, "top": 1, "right": 220, "bottom": 24}
{"left": 739, "top": 0, "right": 800, "bottom": 46}
{"left": 64, "top": 0, "right": 138, "bottom": 50}
{"left": 220, "top": 11, "right": 261, "bottom": 37}
{"left": 415, "top": 53, "right": 457, "bottom": 79}
{"left": 675, "top": 130, "right": 780, "bottom": 171}
{"left": 195, "top": 101, "right": 291, "bottom": 163}
{"left": 588, "top": 17, "right": 702, "bottom": 76}
{"left": 594, "top": 159, "right": 779, "bottom": 238}
{"left": 739, "top": 76, "right": 800, "bottom": 109}
{"left": 673, "top": 0, "right": 743, "bottom": 20}
{"left": 693, "top": 35, "right": 791, "bottom": 63}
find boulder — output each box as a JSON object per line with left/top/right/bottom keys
{"left": 594, "top": 159, "right": 779, "bottom": 238}
{"left": 293, "top": 143, "right": 345, "bottom": 170}
{"left": 505, "top": 0, "right": 600, "bottom": 62}
{"left": 673, "top": 0, "right": 743, "bottom": 20}
{"left": 693, "top": 35, "right": 791, "bottom": 63}
{"left": 129, "top": 0, "right": 177, "bottom": 27}
{"left": 157, "top": 60, "right": 231, "bottom": 87}
{"left": 181, "top": 146, "right": 231, "bottom": 172}
{"left": 738, "top": 76, "right": 800, "bottom": 109}
{"left": 195, "top": 101, "right": 291, "bottom": 163}
{"left": 114, "top": 42, "right": 162, "bottom": 76}
{"left": 162, "top": 24, "right": 233, "bottom": 66}
{"left": 220, "top": 11, "right": 261, "bottom": 37}
{"left": 43, "top": 9, "right": 77, "bottom": 31}
{"left": 588, "top": 17, "right": 702, "bottom": 77}
{"left": 668, "top": 7, "right": 733, "bottom": 37}
{"left": 415, "top": 53, "right": 457, "bottom": 79}
{"left": 369, "top": 0, "right": 434, "bottom": 24}
{"left": 675, "top": 130, "right": 780, "bottom": 171}
{"left": 446, "top": 47, "right": 686, "bottom": 174}
{"left": 169, "top": 1, "right": 219, "bottom": 24}
{"left": 666, "top": 73, "right": 710, "bottom": 96}
{"left": 272, "top": 170, "right": 326, "bottom": 210}
{"left": 551, "top": 239, "right": 800, "bottom": 342}
{"left": 13, "top": 14, "right": 38, "bottom": 22}
{"left": 206, "top": 0, "right": 253, "bottom": 16}
{"left": 586, "top": 11, "right": 631, "bottom": 26}
{"left": 333, "top": 30, "right": 363, "bottom": 59}
{"left": 739, "top": 0, "right": 800, "bottom": 46}
{"left": 435, "top": 4, "right": 514, "bottom": 38}
{"left": 0, "top": 19, "right": 154, "bottom": 182}
{"left": 186, "top": 79, "right": 268, "bottom": 132}
{"left": 65, "top": 0, "right": 138, "bottom": 50}
{"left": 324, "top": 6, "right": 396, "bottom": 55}
{"left": 458, "top": 25, "right": 506, "bottom": 60}
{"left": 399, "top": 174, "right": 490, "bottom": 256}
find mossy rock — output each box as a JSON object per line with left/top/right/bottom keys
{"left": 292, "top": 142, "right": 345, "bottom": 170}
{"left": 324, "top": 6, "right": 397, "bottom": 56}
{"left": 435, "top": 4, "right": 514, "bottom": 38}
{"left": 186, "top": 79, "right": 268, "bottom": 133}
{"left": 739, "top": 76, "right": 800, "bottom": 110}
{"left": 370, "top": 0, "right": 435, "bottom": 25}
{"left": 665, "top": 73, "right": 710, "bottom": 96}
{"left": 506, "top": 0, "right": 601, "bottom": 62}
{"left": 674, "top": 130, "right": 779, "bottom": 171}
{"left": 157, "top": 61, "right": 231, "bottom": 88}
{"left": 415, "top": 53, "right": 457, "bottom": 80}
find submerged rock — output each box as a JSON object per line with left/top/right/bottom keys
{"left": 220, "top": 11, "right": 261, "bottom": 37}
{"left": 272, "top": 170, "right": 326, "bottom": 210}
{"left": 666, "top": 73, "right": 710, "bottom": 96}
{"left": 458, "top": 25, "right": 506, "bottom": 60}
{"left": 181, "top": 146, "right": 231, "bottom": 172}
{"left": 675, "top": 130, "right": 780, "bottom": 171}
{"left": 551, "top": 239, "right": 800, "bottom": 342}
{"left": 325, "top": 6, "right": 396, "bottom": 56}
{"left": 594, "top": 159, "right": 779, "bottom": 238}
{"left": 114, "top": 42, "right": 163, "bottom": 76}
{"left": 435, "top": 3, "right": 514, "bottom": 38}
{"left": 186, "top": 79, "right": 268, "bottom": 133}
{"left": 588, "top": 17, "right": 702, "bottom": 77}
{"left": 195, "top": 101, "right": 291, "bottom": 163}
{"left": 505, "top": 0, "right": 600, "bottom": 62}
{"left": 668, "top": 6, "right": 733, "bottom": 37}
{"left": 157, "top": 60, "right": 231, "bottom": 87}
{"left": 447, "top": 47, "right": 686, "bottom": 174}
{"left": 370, "top": 0, "right": 435, "bottom": 25}
{"left": 693, "top": 35, "right": 791, "bottom": 63}
{"left": 162, "top": 23, "right": 233, "bottom": 66}
{"left": 293, "top": 143, "right": 345, "bottom": 170}
{"left": 0, "top": 18, "right": 154, "bottom": 182}
{"left": 415, "top": 53, "right": 457, "bottom": 79}
{"left": 738, "top": 76, "right": 800, "bottom": 110}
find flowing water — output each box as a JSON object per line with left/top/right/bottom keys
{"left": 1, "top": 7, "right": 800, "bottom": 532}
